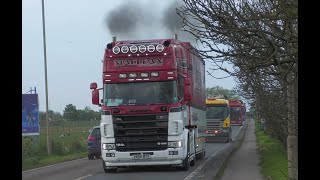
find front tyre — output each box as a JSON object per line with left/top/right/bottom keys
{"left": 102, "top": 160, "right": 117, "bottom": 173}
{"left": 190, "top": 136, "right": 196, "bottom": 166}
{"left": 180, "top": 136, "right": 190, "bottom": 171}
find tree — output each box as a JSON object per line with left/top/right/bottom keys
{"left": 206, "top": 86, "right": 240, "bottom": 100}
{"left": 63, "top": 104, "right": 78, "bottom": 121}
{"left": 176, "top": 1, "right": 297, "bottom": 178}
{"left": 39, "top": 110, "right": 63, "bottom": 121}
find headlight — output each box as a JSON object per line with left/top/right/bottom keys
{"left": 102, "top": 143, "right": 115, "bottom": 150}
{"left": 168, "top": 141, "right": 183, "bottom": 148}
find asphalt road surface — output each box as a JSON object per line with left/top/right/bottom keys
{"left": 22, "top": 125, "right": 242, "bottom": 180}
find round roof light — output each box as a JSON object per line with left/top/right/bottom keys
{"left": 121, "top": 46, "right": 129, "bottom": 53}
{"left": 147, "top": 45, "right": 155, "bottom": 52}
{"left": 139, "top": 45, "right": 146, "bottom": 53}
{"left": 130, "top": 45, "right": 138, "bottom": 53}
{"left": 156, "top": 44, "right": 164, "bottom": 52}
{"left": 112, "top": 46, "right": 120, "bottom": 54}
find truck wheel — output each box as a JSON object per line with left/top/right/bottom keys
{"left": 225, "top": 137, "right": 230, "bottom": 143}
{"left": 197, "top": 150, "right": 204, "bottom": 160}
{"left": 102, "top": 160, "right": 117, "bottom": 173}
{"left": 190, "top": 136, "right": 196, "bottom": 166}
{"left": 181, "top": 136, "right": 190, "bottom": 171}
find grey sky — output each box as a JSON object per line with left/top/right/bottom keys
{"left": 22, "top": 0, "right": 236, "bottom": 113}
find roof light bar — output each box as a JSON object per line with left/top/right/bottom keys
{"left": 139, "top": 45, "right": 146, "bottom": 53}
{"left": 156, "top": 44, "right": 164, "bottom": 52}
{"left": 121, "top": 46, "right": 129, "bottom": 53}
{"left": 130, "top": 45, "right": 138, "bottom": 53}
{"left": 147, "top": 45, "right": 155, "bottom": 52}
{"left": 112, "top": 46, "right": 120, "bottom": 54}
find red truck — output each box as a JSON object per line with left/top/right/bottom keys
{"left": 228, "top": 100, "right": 246, "bottom": 126}
{"left": 90, "top": 35, "right": 206, "bottom": 172}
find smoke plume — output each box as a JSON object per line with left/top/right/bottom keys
{"left": 104, "top": 0, "right": 198, "bottom": 45}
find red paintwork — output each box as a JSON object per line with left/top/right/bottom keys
{"left": 229, "top": 99, "right": 246, "bottom": 125}
{"left": 99, "top": 38, "right": 206, "bottom": 126}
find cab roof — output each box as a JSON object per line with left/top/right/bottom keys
{"left": 206, "top": 98, "right": 229, "bottom": 105}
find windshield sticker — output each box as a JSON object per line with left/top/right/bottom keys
{"left": 107, "top": 99, "right": 123, "bottom": 106}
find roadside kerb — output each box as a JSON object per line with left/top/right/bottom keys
{"left": 189, "top": 121, "right": 249, "bottom": 180}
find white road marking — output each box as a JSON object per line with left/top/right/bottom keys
{"left": 22, "top": 158, "right": 87, "bottom": 173}
{"left": 184, "top": 124, "right": 245, "bottom": 180}
{"left": 234, "top": 124, "right": 243, "bottom": 138}
{"left": 74, "top": 174, "right": 92, "bottom": 180}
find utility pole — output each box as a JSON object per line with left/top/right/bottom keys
{"left": 287, "top": 73, "right": 297, "bottom": 180}
{"left": 41, "top": 0, "right": 51, "bottom": 155}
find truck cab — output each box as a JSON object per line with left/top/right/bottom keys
{"left": 205, "top": 98, "right": 232, "bottom": 143}
{"left": 90, "top": 36, "right": 206, "bottom": 173}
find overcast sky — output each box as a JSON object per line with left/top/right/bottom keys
{"left": 22, "top": 0, "right": 236, "bottom": 113}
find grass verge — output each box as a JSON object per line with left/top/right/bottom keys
{"left": 22, "top": 152, "right": 87, "bottom": 171}
{"left": 255, "top": 120, "right": 288, "bottom": 180}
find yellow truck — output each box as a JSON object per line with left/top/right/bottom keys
{"left": 205, "top": 98, "right": 232, "bottom": 143}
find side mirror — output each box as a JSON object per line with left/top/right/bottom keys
{"left": 90, "top": 82, "right": 97, "bottom": 90}
{"left": 92, "top": 89, "right": 100, "bottom": 106}
{"left": 184, "top": 78, "right": 192, "bottom": 101}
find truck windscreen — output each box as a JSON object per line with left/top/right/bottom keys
{"left": 104, "top": 81, "right": 178, "bottom": 106}
{"left": 206, "top": 106, "right": 229, "bottom": 119}
{"left": 230, "top": 107, "right": 241, "bottom": 120}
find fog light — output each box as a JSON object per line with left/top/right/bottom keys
{"left": 106, "top": 153, "right": 115, "bottom": 157}
{"left": 169, "top": 151, "right": 178, "bottom": 155}
{"left": 151, "top": 72, "right": 159, "bottom": 77}
{"left": 129, "top": 73, "right": 137, "bottom": 78}
{"left": 141, "top": 73, "right": 148, "bottom": 77}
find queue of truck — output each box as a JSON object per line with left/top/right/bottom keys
{"left": 89, "top": 35, "right": 245, "bottom": 173}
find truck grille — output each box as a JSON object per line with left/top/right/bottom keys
{"left": 113, "top": 114, "right": 168, "bottom": 152}
{"left": 206, "top": 119, "right": 222, "bottom": 131}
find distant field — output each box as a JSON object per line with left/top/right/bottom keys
{"left": 22, "top": 120, "right": 99, "bottom": 171}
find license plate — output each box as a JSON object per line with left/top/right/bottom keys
{"left": 132, "top": 154, "right": 151, "bottom": 160}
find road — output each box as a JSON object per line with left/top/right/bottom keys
{"left": 22, "top": 125, "right": 242, "bottom": 180}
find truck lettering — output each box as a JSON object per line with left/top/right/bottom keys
{"left": 114, "top": 58, "right": 163, "bottom": 67}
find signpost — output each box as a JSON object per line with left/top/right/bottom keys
{"left": 22, "top": 88, "right": 40, "bottom": 147}
{"left": 22, "top": 94, "right": 40, "bottom": 136}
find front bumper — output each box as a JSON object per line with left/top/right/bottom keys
{"left": 101, "top": 148, "right": 185, "bottom": 167}
{"left": 231, "top": 120, "right": 242, "bottom": 125}
{"left": 206, "top": 131, "right": 230, "bottom": 142}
